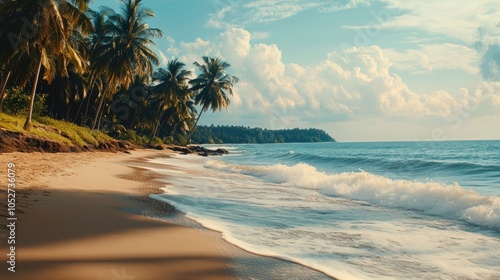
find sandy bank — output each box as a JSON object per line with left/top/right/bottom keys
{"left": 0, "top": 150, "right": 235, "bottom": 280}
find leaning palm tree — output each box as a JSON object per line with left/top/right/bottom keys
{"left": 186, "top": 56, "right": 239, "bottom": 144}
{"left": 150, "top": 59, "right": 192, "bottom": 140}
{"left": 0, "top": 0, "right": 92, "bottom": 130}
{"left": 171, "top": 84, "right": 197, "bottom": 137}
{"left": 0, "top": 66, "right": 10, "bottom": 112}
{"left": 77, "top": 8, "right": 111, "bottom": 125}
{"left": 90, "top": 0, "right": 163, "bottom": 130}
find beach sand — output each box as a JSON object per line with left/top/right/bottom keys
{"left": 0, "top": 150, "right": 333, "bottom": 280}
{"left": 0, "top": 150, "right": 240, "bottom": 280}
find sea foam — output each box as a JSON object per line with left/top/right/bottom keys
{"left": 205, "top": 160, "right": 500, "bottom": 230}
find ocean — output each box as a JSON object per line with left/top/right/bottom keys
{"left": 147, "top": 141, "right": 500, "bottom": 279}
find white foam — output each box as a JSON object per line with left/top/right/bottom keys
{"left": 147, "top": 156, "right": 500, "bottom": 280}
{"left": 204, "top": 160, "right": 500, "bottom": 230}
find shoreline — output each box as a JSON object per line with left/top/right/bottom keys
{"left": 0, "top": 150, "right": 333, "bottom": 280}
{"left": 135, "top": 152, "right": 335, "bottom": 280}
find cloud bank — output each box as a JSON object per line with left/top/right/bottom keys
{"left": 165, "top": 27, "right": 500, "bottom": 136}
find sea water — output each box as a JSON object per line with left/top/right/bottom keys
{"left": 148, "top": 141, "right": 500, "bottom": 279}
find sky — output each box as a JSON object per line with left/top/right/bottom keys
{"left": 95, "top": 0, "right": 500, "bottom": 142}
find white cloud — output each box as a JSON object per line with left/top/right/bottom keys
{"left": 242, "top": 0, "right": 314, "bottom": 24}
{"left": 379, "top": 0, "right": 500, "bottom": 43}
{"left": 158, "top": 50, "right": 168, "bottom": 66}
{"left": 219, "top": 28, "right": 251, "bottom": 58}
{"left": 165, "top": 27, "right": 500, "bottom": 136}
{"left": 206, "top": 0, "right": 372, "bottom": 28}
{"left": 318, "top": 0, "right": 370, "bottom": 13}
{"left": 384, "top": 44, "right": 479, "bottom": 74}
{"left": 251, "top": 32, "right": 271, "bottom": 40}
{"left": 206, "top": 6, "right": 232, "bottom": 29}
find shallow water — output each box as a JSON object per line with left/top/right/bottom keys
{"left": 149, "top": 141, "right": 500, "bottom": 279}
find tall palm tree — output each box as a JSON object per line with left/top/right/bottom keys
{"left": 78, "top": 8, "right": 111, "bottom": 125}
{"left": 0, "top": 68, "right": 10, "bottom": 112}
{"left": 110, "top": 74, "right": 153, "bottom": 131}
{"left": 90, "top": 0, "right": 163, "bottom": 130}
{"left": 170, "top": 84, "right": 197, "bottom": 137}
{"left": 0, "top": 0, "right": 92, "bottom": 131}
{"left": 186, "top": 56, "right": 239, "bottom": 144}
{"left": 151, "top": 59, "right": 193, "bottom": 140}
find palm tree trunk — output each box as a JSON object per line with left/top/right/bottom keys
{"left": 73, "top": 83, "right": 95, "bottom": 124}
{"left": 92, "top": 91, "right": 105, "bottom": 129}
{"left": 92, "top": 82, "right": 110, "bottom": 130}
{"left": 149, "top": 122, "right": 160, "bottom": 144}
{"left": 185, "top": 110, "right": 204, "bottom": 145}
{"left": 149, "top": 107, "right": 166, "bottom": 144}
{"left": 82, "top": 85, "right": 97, "bottom": 126}
{"left": 96, "top": 99, "right": 107, "bottom": 130}
{"left": 170, "top": 123, "right": 178, "bottom": 137}
{"left": 73, "top": 94, "right": 86, "bottom": 123}
{"left": 24, "top": 55, "right": 43, "bottom": 131}
{"left": 0, "top": 70, "right": 12, "bottom": 113}
{"left": 48, "top": 95, "right": 56, "bottom": 117}
{"left": 65, "top": 102, "right": 73, "bottom": 121}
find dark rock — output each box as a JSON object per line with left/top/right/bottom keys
{"left": 165, "top": 144, "right": 229, "bottom": 157}
{"left": 216, "top": 148, "right": 229, "bottom": 154}
{"left": 146, "top": 143, "right": 164, "bottom": 151}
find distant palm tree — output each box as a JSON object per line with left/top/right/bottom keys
{"left": 151, "top": 59, "right": 193, "bottom": 140}
{"left": 0, "top": 0, "right": 92, "bottom": 130}
{"left": 171, "top": 84, "right": 197, "bottom": 137}
{"left": 90, "top": 0, "right": 162, "bottom": 130}
{"left": 111, "top": 74, "right": 154, "bottom": 131}
{"left": 186, "top": 56, "right": 239, "bottom": 144}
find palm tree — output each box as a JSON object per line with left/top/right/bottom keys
{"left": 0, "top": 68, "right": 10, "bottom": 112}
{"left": 151, "top": 59, "right": 193, "bottom": 140}
{"left": 0, "top": 0, "right": 92, "bottom": 131}
{"left": 170, "top": 84, "right": 197, "bottom": 137}
{"left": 78, "top": 8, "right": 111, "bottom": 125}
{"left": 110, "top": 74, "right": 153, "bottom": 131}
{"left": 90, "top": 0, "right": 163, "bottom": 130}
{"left": 186, "top": 56, "right": 239, "bottom": 144}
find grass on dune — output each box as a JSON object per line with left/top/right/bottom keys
{"left": 0, "top": 112, "right": 25, "bottom": 132}
{"left": 0, "top": 112, "right": 112, "bottom": 147}
{"left": 36, "top": 117, "right": 114, "bottom": 146}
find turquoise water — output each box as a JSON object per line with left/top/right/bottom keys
{"left": 219, "top": 141, "right": 500, "bottom": 196}
{"left": 149, "top": 141, "right": 500, "bottom": 279}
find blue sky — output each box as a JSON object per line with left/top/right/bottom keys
{"left": 95, "top": 0, "right": 500, "bottom": 142}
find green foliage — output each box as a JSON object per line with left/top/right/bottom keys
{"left": 0, "top": 112, "right": 25, "bottom": 132}
{"left": 191, "top": 126, "right": 336, "bottom": 144}
{"left": 0, "top": 112, "right": 112, "bottom": 147}
{"left": 36, "top": 117, "right": 103, "bottom": 147}
{"left": 151, "top": 136, "right": 164, "bottom": 145}
{"left": 89, "top": 130, "right": 113, "bottom": 143}
{"left": 30, "top": 129, "right": 74, "bottom": 145}
{"left": 117, "top": 130, "right": 149, "bottom": 145}
{"left": 174, "top": 133, "right": 187, "bottom": 145}
{"left": 0, "top": 0, "right": 339, "bottom": 149}
{"left": 2, "top": 87, "right": 47, "bottom": 117}
{"left": 0, "top": 113, "right": 70, "bottom": 143}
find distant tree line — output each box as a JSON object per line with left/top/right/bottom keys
{"left": 191, "top": 125, "right": 336, "bottom": 144}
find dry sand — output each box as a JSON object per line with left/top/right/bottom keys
{"left": 0, "top": 150, "right": 236, "bottom": 280}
